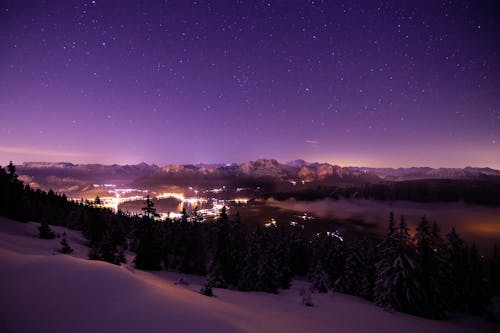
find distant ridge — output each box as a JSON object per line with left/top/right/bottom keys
{"left": 17, "top": 159, "right": 500, "bottom": 185}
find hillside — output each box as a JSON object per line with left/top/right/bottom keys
{"left": 0, "top": 217, "right": 497, "bottom": 333}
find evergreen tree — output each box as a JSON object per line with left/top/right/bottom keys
{"left": 336, "top": 238, "right": 375, "bottom": 300}
{"left": 488, "top": 245, "right": 500, "bottom": 298}
{"left": 134, "top": 217, "right": 162, "bottom": 270}
{"left": 181, "top": 207, "right": 188, "bottom": 223}
{"left": 142, "top": 195, "right": 159, "bottom": 219}
{"left": 255, "top": 230, "right": 280, "bottom": 293}
{"left": 200, "top": 282, "right": 214, "bottom": 296}
{"left": 445, "top": 228, "right": 468, "bottom": 311}
{"left": 486, "top": 244, "right": 500, "bottom": 321}
{"left": 308, "top": 232, "right": 345, "bottom": 293}
{"left": 374, "top": 215, "right": 419, "bottom": 314}
{"left": 226, "top": 211, "right": 246, "bottom": 286}
{"left": 309, "top": 261, "right": 330, "bottom": 293}
{"left": 413, "top": 217, "right": 448, "bottom": 318}
{"left": 288, "top": 229, "right": 310, "bottom": 276}
{"left": 206, "top": 207, "right": 231, "bottom": 288}
{"left": 274, "top": 229, "right": 292, "bottom": 289}
{"left": 239, "top": 226, "right": 287, "bottom": 293}
{"left": 7, "top": 161, "right": 19, "bottom": 183}
{"left": 159, "top": 219, "right": 173, "bottom": 269}
{"left": 60, "top": 236, "right": 74, "bottom": 254}
{"left": 178, "top": 218, "right": 206, "bottom": 274}
{"left": 38, "top": 220, "right": 55, "bottom": 239}
{"left": 238, "top": 226, "right": 262, "bottom": 291}
{"left": 88, "top": 228, "right": 124, "bottom": 265}
{"left": 463, "top": 244, "right": 487, "bottom": 314}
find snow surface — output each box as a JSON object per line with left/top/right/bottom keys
{"left": 0, "top": 217, "right": 498, "bottom": 333}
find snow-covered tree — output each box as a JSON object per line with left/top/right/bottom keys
{"left": 60, "top": 237, "right": 73, "bottom": 254}
{"left": 200, "top": 282, "right": 213, "bottom": 297}
{"left": 238, "top": 227, "right": 262, "bottom": 291}
{"left": 274, "top": 232, "right": 292, "bottom": 289}
{"left": 374, "top": 215, "right": 419, "bottom": 314}
{"left": 308, "top": 232, "right": 345, "bottom": 293}
{"left": 336, "top": 238, "right": 375, "bottom": 300}
{"left": 255, "top": 231, "right": 280, "bottom": 294}
{"left": 309, "top": 261, "right": 330, "bottom": 293}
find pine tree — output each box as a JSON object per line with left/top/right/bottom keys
{"left": 309, "top": 261, "right": 330, "bottom": 293}
{"left": 336, "top": 238, "right": 375, "bottom": 299}
{"left": 274, "top": 230, "right": 292, "bottom": 289}
{"left": 38, "top": 220, "right": 55, "bottom": 239}
{"left": 255, "top": 230, "right": 280, "bottom": 293}
{"left": 134, "top": 217, "right": 162, "bottom": 270}
{"left": 181, "top": 207, "right": 188, "bottom": 223}
{"left": 289, "top": 229, "right": 310, "bottom": 276}
{"left": 488, "top": 245, "right": 500, "bottom": 298}
{"left": 226, "top": 211, "right": 246, "bottom": 286}
{"left": 99, "top": 231, "right": 123, "bottom": 264}
{"left": 445, "top": 228, "right": 468, "bottom": 311}
{"left": 463, "top": 244, "right": 487, "bottom": 314}
{"left": 206, "top": 207, "right": 231, "bottom": 288}
{"left": 374, "top": 215, "right": 419, "bottom": 314}
{"left": 308, "top": 232, "right": 344, "bottom": 293}
{"left": 178, "top": 219, "right": 206, "bottom": 275}
{"left": 486, "top": 244, "right": 500, "bottom": 321}
{"left": 413, "top": 217, "right": 448, "bottom": 318}
{"left": 200, "top": 282, "right": 214, "bottom": 296}
{"left": 142, "top": 195, "right": 159, "bottom": 219}
{"left": 60, "top": 237, "right": 74, "bottom": 254}
{"left": 7, "top": 161, "right": 19, "bottom": 183}
{"left": 238, "top": 227, "right": 262, "bottom": 291}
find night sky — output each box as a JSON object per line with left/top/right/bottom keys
{"left": 1, "top": 0, "right": 499, "bottom": 168}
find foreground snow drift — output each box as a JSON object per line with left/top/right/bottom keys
{"left": 0, "top": 217, "right": 497, "bottom": 333}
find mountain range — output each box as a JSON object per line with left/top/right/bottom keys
{"left": 17, "top": 159, "right": 500, "bottom": 181}
{"left": 13, "top": 159, "right": 500, "bottom": 195}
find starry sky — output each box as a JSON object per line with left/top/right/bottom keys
{"left": 1, "top": 0, "right": 499, "bottom": 168}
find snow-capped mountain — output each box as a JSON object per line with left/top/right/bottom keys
{"left": 15, "top": 159, "right": 500, "bottom": 196}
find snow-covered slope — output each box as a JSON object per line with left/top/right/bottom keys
{"left": 0, "top": 217, "right": 497, "bottom": 333}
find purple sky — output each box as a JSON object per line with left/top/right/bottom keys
{"left": 1, "top": 1, "right": 499, "bottom": 168}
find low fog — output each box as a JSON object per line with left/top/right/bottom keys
{"left": 267, "top": 198, "right": 500, "bottom": 253}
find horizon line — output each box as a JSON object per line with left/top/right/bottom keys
{"left": 2, "top": 158, "right": 499, "bottom": 171}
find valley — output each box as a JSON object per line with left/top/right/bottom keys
{"left": 15, "top": 159, "right": 500, "bottom": 254}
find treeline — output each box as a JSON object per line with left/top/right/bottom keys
{"left": 1, "top": 162, "right": 499, "bottom": 321}
{"left": 273, "top": 178, "right": 500, "bottom": 205}
{"left": 133, "top": 203, "right": 500, "bottom": 319}
{"left": 0, "top": 162, "right": 131, "bottom": 264}
{"left": 133, "top": 203, "right": 294, "bottom": 294}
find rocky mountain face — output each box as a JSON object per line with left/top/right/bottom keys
{"left": 238, "top": 159, "right": 293, "bottom": 179}
{"left": 16, "top": 160, "right": 500, "bottom": 194}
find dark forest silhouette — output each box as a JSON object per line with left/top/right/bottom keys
{"left": 1, "top": 162, "right": 499, "bottom": 321}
